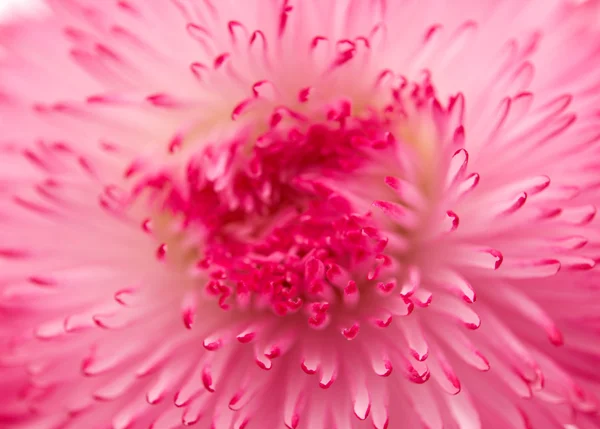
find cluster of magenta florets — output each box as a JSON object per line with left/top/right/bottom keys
{"left": 131, "top": 76, "right": 439, "bottom": 323}
{"left": 188, "top": 110, "right": 395, "bottom": 323}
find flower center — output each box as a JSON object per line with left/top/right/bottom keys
{"left": 130, "top": 74, "right": 454, "bottom": 335}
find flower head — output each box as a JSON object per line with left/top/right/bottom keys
{"left": 1, "top": 1, "right": 600, "bottom": 428}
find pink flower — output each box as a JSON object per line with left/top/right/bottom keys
{"left": 1, "top": 1, "right": 600, "bottom": 428}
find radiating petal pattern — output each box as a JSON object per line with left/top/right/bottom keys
{"left": 1, "top": 1, "right": 600, "bottom": 428}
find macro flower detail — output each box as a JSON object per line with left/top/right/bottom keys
{"left": 1, "top": 1, "right": 600, "bottom": 428}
